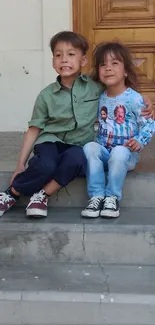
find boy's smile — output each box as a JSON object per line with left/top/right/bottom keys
{"left": 53, "top": 42, "right": 87, "bottom": 83}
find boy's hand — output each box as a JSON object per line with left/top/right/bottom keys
{"left": 10, "top": 164, "right": 25, "bottom": 185}
{"left": 142, "top": 95, "right": 154, "bottom": 119}
{"left": 124, "top": 139, "right": 141, "bottom": 152}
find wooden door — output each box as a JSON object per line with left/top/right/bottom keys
{"left": 73, "top": 0, "right": 155, "bottom": 103}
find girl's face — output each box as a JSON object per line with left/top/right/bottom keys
{"left": 99, "top": 52, "right": 127, "bottom": 88}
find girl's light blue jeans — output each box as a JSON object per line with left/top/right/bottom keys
{"left": 83, "top": 142, "right": 139, "bottom": 200}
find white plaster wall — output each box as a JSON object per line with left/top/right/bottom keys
{"left": 0, "top": 0, "right": 72, "bottom": 131}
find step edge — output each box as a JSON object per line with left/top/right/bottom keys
{"left": 0, "top": 291, "right": 154, "bottom": 304}
{"left": 0, "top": 223, "right": 155, "bottom": 233}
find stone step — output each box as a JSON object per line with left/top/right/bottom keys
{"left": 1, "top": 171, "right": 155, "bottom": 208}
{"left": 0, "top": 262, "right": 154, "bottom": 325}
{"left": 1, "top": 132, "right": 155, "bottom": 208}
{"left": 0, "top": 207, "right": 155, "bottom": 265}
{"left": 1, "top": 131, "right": 155, "bottom": 173}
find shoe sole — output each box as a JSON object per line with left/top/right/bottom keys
{"left": 81, "top": 211, "right": 100, "bottom": 218}
{"left": 26, "top": 208, "right": 47, "bottom": 218}
{"left": 100, "top": 210, "right": 120, "bottom": 218}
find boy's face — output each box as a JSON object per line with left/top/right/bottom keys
{"left": 53, "top": 42, "right": 87, "bottom": 78}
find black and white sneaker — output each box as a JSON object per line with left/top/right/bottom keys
{"left": 100, "top": 196, "right": 120, "bottom": 218}
{"left": 81, "top": 196, "right": 104, "bottom": 218}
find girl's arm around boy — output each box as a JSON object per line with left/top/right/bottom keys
{"left": 124, "top": 93, "right": 154, "bottom": 152}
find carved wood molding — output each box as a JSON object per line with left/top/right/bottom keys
{"left": 72, "top": 0, "right": 82, "bottom": 33}
{"left": 95, "top": 0, "right": 155, "bottom": 28}
{"left": 121, "top": 42, "right": 155, "bottom": 52}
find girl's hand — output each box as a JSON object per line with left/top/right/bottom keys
{"left": 124, "top": 139, "right": 141, "bottom": 152}
{"left": 10, "top": 164, "right": 25, "bottom": 185}
{"left": 142, "top": 95, "right": 154, "bottom": 119}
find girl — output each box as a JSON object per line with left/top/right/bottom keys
{"left": 81, "top": 42, "right": 154, "bottom": 218}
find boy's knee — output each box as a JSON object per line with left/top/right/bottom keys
{"left": 63, "top": 147, "right": 86, "bottom": 167}
{"left": 29, "top": 156, "right": 56, "bottom": 176}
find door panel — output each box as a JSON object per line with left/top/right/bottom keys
{"left": 73, "top": 0, "right": 155, "bottom": 103}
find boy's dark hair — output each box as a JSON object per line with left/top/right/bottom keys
{"left": 91, "top": 42, "right": 139, "bottom": 90}
{"left": 50, "top": 31, "right": 89, "bottom": 55}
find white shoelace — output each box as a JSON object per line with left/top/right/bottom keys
{"left": 0, "top": 192, "right": 14, "bottom": 204}
{"left": 87, "top": 197, "right": 103, "bottom": 209}
{"left": 104, "top": 196, "right": 117, "bottom": 210}
{"left": 26, "top": 190, "right": 47, "bottom": 208}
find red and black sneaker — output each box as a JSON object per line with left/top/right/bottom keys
{"left": 26, "top": 190, "right": 49, "bottom": 218}
{"left": 0, "top": 192, "right": 16, "bottom": 216}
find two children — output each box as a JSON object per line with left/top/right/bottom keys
{"left": 0, "top": 31, "right": 153, "bottom": 218}
{"left": 81, "top": 42, "right": 154, "bottom": 218}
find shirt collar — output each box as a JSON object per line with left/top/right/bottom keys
{"left": 52, "top": 74, "right": 88, "bottom": 93}
{"left": 52, "top": 75, "right": 62, "bottom": 93}
{"left": 80, "top": 74, "right": 88, "bottom": 82}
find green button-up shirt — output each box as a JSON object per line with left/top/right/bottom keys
{"left": 28, "top": 75, "right": 103, "bottom": 147}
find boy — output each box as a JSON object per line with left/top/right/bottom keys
{"left": 0, "top": 31, "right": 153, "bottom": 218}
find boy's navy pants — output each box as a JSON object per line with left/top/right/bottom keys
{"left": 12, "top": 142, "right": 86, "bottom": 196}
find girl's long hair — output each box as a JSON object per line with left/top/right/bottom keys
{"left": 91, "top": 42, "right": 139, "bottom": 91}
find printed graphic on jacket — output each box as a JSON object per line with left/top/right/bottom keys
{"left": 96, "top": 88, "right": 154, "bottom": 149}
